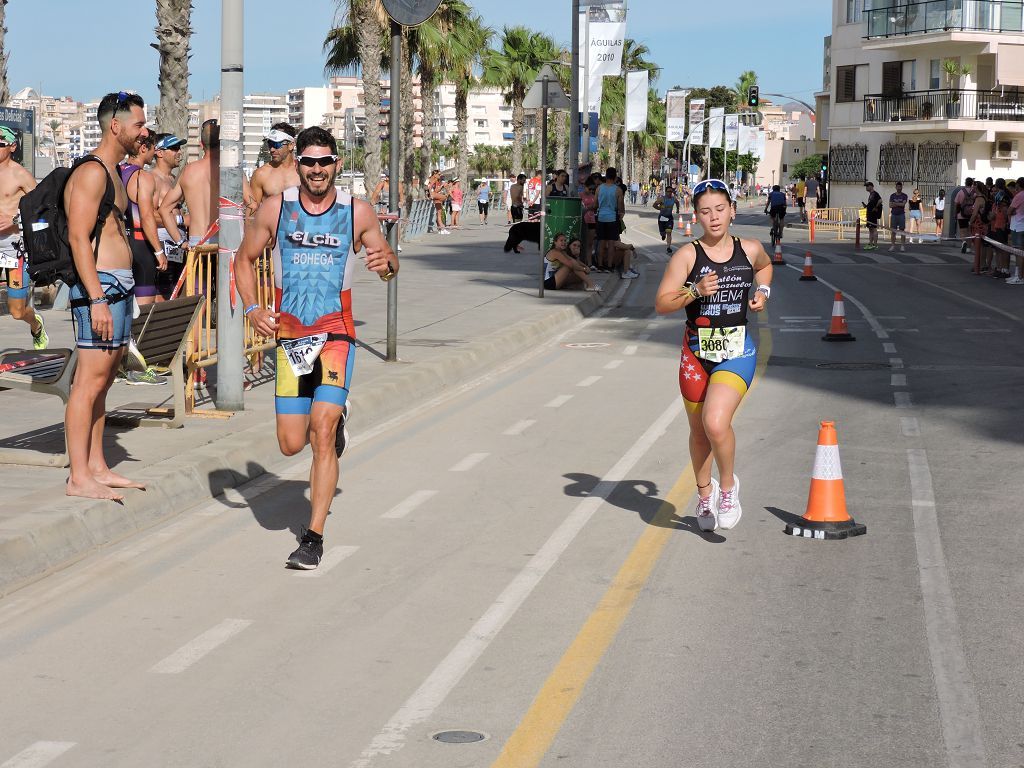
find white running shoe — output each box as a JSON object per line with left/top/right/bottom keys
{"left": 695, "top": 477, "right": 720, "bottom": 532}
{"left": 1006, "top": 276, "right": 1024, "bottom": 285}
{"left": 717, "top": 475, "right": 742, "bottom": 529}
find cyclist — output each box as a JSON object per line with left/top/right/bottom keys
{"left": 764, "top": 184, "right": 787, "bottom": 244}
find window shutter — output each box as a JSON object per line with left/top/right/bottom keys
{"left": 883, "top": 61, "right": 902, "bottom": 96}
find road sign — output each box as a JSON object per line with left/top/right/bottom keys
{"left": 524, "top": 65, "right": 571, "bottom": 110}
{"left": 382, "top": 0, "right": 441, "bottom": 26}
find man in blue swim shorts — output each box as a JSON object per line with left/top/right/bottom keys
{"left": 64, "top": 91, "right": 150, "bottom": 502}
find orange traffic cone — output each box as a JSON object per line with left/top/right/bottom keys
{"left": 798, "top": 252, "right": 817, "bottom": 281}
{"left": 785, "top": 421, "right": 866, "bottom": 539}
{"left": 677, "top": 213, "right": 684, "bottom": 229}
{"left": 684, "top": 218, "right": 693, "bottom": 237}
{"left": 822, "top": 291, "right": 855, "bottom": 341}
{"left": 772, "top": 242, "right": 784, "bottom": 265}
{"left": 691, "top": 211, "right": 697, "bottom": 224}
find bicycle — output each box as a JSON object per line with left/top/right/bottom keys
{"left": 767, "top": 211, "right": 785, "bottom": 248}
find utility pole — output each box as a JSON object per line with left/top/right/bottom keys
{"left": 569, "top": 0, "right": 580, "bottom": 174}
{"left": 217, "top": 0, "right": 244, "bottom": 411}
{"left": 387, "top": 20, "right": 401, "bottom": 362}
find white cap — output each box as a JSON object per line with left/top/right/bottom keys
{"left": 265, "top": 129, "right": 293, "bottom": 144}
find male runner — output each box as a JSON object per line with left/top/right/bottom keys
{"left": 249, "top": 123, "right": 299, "bottom": 213}
{"left": 159, "top": 119, "right": 219, "bottom": 248}
{"left": 151, "top": 133, "right": 187, "bottom": 294}
{"left": 235, "top": 126, "right": 398, "bottom": 570}
{"left": 64, "top": 91, "right": 149, "bottom": 500}
{"left": 0, "top": 126, "right": 45, "bottom": 348}
{"left": 863, "top": 181, "right": 883, "bottom": 250}
{"left": 795, "top": 175, "right": 807, "bottom": 223}
{"left": 119, "top": 134, "right": 167, "bottom": 305}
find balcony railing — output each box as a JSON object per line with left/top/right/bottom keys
{"left": 863, "top": 88, "right": 1024, "bottom": 122}
{"left": 865, "top": 0, "right": 1024, "bottom": 38}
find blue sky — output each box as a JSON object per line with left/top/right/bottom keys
{"left": 8, "top": 1, "right": 829, "bottom": 106}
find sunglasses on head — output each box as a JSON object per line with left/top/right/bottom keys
{"left": 296, "top": 155, "right": 338, "bottom": 168}
{"left": 267, "top": 139, "right": 291, "bottom": 150}
{"left": 691, "top": 179, "right": 730, "bottom": 198}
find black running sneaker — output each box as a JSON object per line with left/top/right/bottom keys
{"left": 286, "top": 535, "right": 323, "bottom": 570}
{"left": 335, "top": 402, "right": 350, "bottom": 458}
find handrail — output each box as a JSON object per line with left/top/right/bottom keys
{"left": 865, "top": 1, "right": 1024, "bottom": 38}
{"left": 863, "top": 88, "right": 1024, "bottom": 123}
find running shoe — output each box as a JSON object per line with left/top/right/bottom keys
{"left": 335, "top": 402, "right": 350, "bottom": 458}
{"left": 888, "top": 245, "right": 896, "bottom": 252}
{"left": 1005, "top": 276, "right": 1024, "bottom": 285}
{"left": 585, "top": 285, "right": 603, "bottom": 292}
{"left": 717, "top": 475, "right": 742, "bottom": 530}
{"left": 286, "top": 533, "right": 323, "bottom": 570}
{"left": 695, "top": 477, "right": 720, "bottom": 532}
{"left": 31, "top": 313, "right": 48, "bottom": 350}
{"left": 621, "top": 268, "right": 640, "bottom": 279}
{"left": 900, "top": 245, "right": 906, "bottom": 252}
{"left": 666, "top": 246, "right": 672, "bottom": 254}
{"left": 864, "top": 244, "right": 877, "bottom": 250}
{"left": 125, "top": 368, "right": 168, "bottom": 386}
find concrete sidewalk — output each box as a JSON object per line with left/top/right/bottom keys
{"left": 0, "top": 220, "right": 645, "bottom": 595}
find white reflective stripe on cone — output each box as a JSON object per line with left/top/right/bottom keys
{"left": 812, "top": 444, "right": 843, "bottom": 480}
{"left": 832, "top": 301, "right": 845, "bottom": 317}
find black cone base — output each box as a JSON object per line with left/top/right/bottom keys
{"left": 822, "top": 332, "right": 856, "bottom": 341}
{"left": 785, "top": 517, "right": 867, "bottom": 540}
{"left": 799, "top": 274, "right": 818, "bottom": 281}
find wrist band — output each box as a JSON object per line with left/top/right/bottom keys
{"left": 243, "top": 304, "right": 260, "bottom": 316}
{"left": 154, "top": 250, "right": 165, "bottom": 257}
{"left": 756, "top": 285, "right": 771, "bottom": 299}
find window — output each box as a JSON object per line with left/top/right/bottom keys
{"left": 793, "top": 148, "right": 801, "bottom": 155}
{"left": 782, "top": 164, "right": 788, "bottom": 172}
{"left": 882, "top": 61, "right": 902, "bottom": 96}
{"left": 845, "top": 0, "right": 864, "bottom": 23}
{"left": 474, "top": 132, "right": 488, "bottom": 141}
{"left": 837, "top": 65, "right": 857, "bottom": 103}
{"left": 475, "top": 119, "right": 488, "bottom": 128}
{"left": 929, "top": 59, "right": 941, "bottom": 90}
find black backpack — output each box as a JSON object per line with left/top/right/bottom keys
{"left": 19, "top": 154, "right": 116, "bottom": 287}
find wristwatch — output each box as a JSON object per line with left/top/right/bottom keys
{"left": 756, "top": 285, "right": 771, "bottom": 300}
{"left": 89, "top": 296, "right": 108, "bottom": 305}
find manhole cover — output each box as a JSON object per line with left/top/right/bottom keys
{"left": 815, "top": 362, "right": 890, "bottom": 371}
{"left": 563, "top": 342, "right": 610, "bottom": 349}
{"left": 432, "top": 730, "right": 488, "bottom": 744}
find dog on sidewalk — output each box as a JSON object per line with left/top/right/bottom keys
{"left": 503, "top": 221, "right": 540, "bottom": 253}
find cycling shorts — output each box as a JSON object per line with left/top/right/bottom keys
{"left": 1, "top": 234, "right": 29, "bottom": 300}
{"left": 275, "top": 339, "right": 354, "bottom": 416}
{"left": 768, "top": 206, "right": 786, "bottom": 221}
{"left": 678, "top": 327, "right": 757, "bottom": 412}
{"left": 130, "top": 235, "right": 159, "bottom": 298}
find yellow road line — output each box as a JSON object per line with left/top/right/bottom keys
{"left": 490, "top": 317, "right": 773, "bottom": 768}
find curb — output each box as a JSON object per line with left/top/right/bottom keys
{"left": 0, "top": 288, "right": 609, "bottom": 596}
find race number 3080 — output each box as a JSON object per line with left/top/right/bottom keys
{"left": 697, "top": 325, "right": 745, "bottom": 363}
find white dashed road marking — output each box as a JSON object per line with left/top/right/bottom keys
{"left": 624, "top": 345, "right": 638, "bottom": 355}
{"left": 382, "top": 490, "right": 439, "bottom": 520}
{"left": 0, "top": 742, "right": 76, "bottom": 768}
{"left": 891, "top": 374, "right": 907, "bottom": 387}
{"left": 503, "top": 419, "right": 536, "bottom": 436}
{"left": 604, "top": 359, "right": 623, "bottom": 370}
{"left": 900, "top": 417, "right": 920, "bottom": 437}
{"left": 449, "top": 453, "right": 489, "bottom": 472}
{"left": 577, "top": 375, "right": 602, "bottom": 387}
{"left": 151, "top": 619, "right": 253, "bottom": 674}
{"left": 545, "top": 395, "right": 573, "bottom": 408}
{"left": 894, "top": 392, "right": 913, "bottom": 408}
{"left": 890, "top": 357, "right": 904, "bottom": 369}
{"left": 295, "top": 546, "right": 360, "bottom": 577}
{"left": 883, "top": 342, "right": 898, "bottom": 354}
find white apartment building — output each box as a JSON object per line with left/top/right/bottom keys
{"left": 825, "top": 0, "right": 1024, "bottom": 209}
{"left": 754, "top": 104, "right": 820, "bottom": 189}
{"left": 242, "top": 93, "right": 288, "bottom": 171}
{"left": 288, "top": 87, "right": 335, "bottom": 131}
{"left": 433, "top": 84, "right": 514, "bottom": 148}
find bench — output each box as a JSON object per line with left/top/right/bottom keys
{"left": 0, "top": 348, "right": 78, "bottom": 466}
{"left": 108, "top": 294, "right": 204, "bottom": 429}
{"left": 0, "top": 294, "right": 204, "bottom": 466}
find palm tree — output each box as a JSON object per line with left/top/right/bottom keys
{"left": 325, "top": 0, "right": 388, "bottom": 191}
{"left": 48, "top": 119, "right": 60, "bottom": 166}
{"left": 153, "top": 0, "right": 193, "bottom": 140}
{"left": 447, "top": 13, "right": 491, "bottom": 191}
{"left": 0, "top": 0, "right": 10, "bottom": 106}
{"left": 599, "top": 39, "right": 658, "bottom": 174}
{"left": 481, "top": 26, "right": 558, "bottom": 175}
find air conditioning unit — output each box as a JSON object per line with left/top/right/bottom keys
{"left": 993, "top": 139, "right": 1019, "bottom": 161}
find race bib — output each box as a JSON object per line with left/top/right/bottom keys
{"left": 697, "top": 325, "right": 745, "bottom": 363}
{"left": 658, "top": 215, "right": 671, "bottom": 223}
{"left": 0, "top": 252, "right": 18, "bottom": 269}
{"left": 281, "top": 334, "right": 328, "bottom": 377}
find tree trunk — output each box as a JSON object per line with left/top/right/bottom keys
{"left": 153, "top": 0, "right": 193, "bottom": 141}
{"left": 357, "top": 4, "right": 384, "bottom": 194}
{"left": 511, "top": 94, "right": 524, "bottom": 175}
{"left": 455, "top": 84, "right": 469, "bottom": 190}
{"left": 400, "top": 35, "right": 415, "bottom": 210}
{"left": 419, "top": 65, "right": 436, "bottom": 184}
{"left": 0, "top": 0, "right": 10, "bottom": 106}
{"left": 553, "top": 110, "right": 567, "bottom": 172}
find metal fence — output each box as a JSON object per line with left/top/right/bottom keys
{"left": 865, "top": 1, "right": 1024, "bottom": 37}
{"left": 864, "top": 88, "right": 1024, "bottom": 123}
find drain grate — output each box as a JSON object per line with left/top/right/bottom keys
{"left": 816, "top": 362, "right": 890, "bottom": 371}
{"left": 432, "top": 730, "right": 487, "bottom": 744}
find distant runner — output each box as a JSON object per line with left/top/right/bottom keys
{"left": 655, "top": 179, "right": 772, "bottom": 532}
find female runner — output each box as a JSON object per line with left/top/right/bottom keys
{"left": 655, "top": 179, "right": 773, "bottom": 531}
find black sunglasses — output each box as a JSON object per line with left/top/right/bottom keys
{"left": 296, "top": 155, "right": 338, "bottom": 168}
{"left": 0, "top": 142, "right": 11, "bottom": 149}
{"left": 268, "top": 139, "right": 292, "bottom": 150}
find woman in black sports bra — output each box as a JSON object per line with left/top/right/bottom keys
{"left": 654, "top": 179, "right": 773, "bottom": 533}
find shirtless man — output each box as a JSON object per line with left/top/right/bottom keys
{"left": 371, "top": 172, "right": 405, "bottom": 213}
{"left": 150, "top": 133, "right": 187, "bottom": 294}
{"left": 249, "top": 123, "right": 299, "bottom": 214}
{"left": 159, "top": 119, "right": 220, "bottom": 248}
{"left": 64, "top": 91, "right": 149, "bottom": 500}
{"left": 0, "top": 126, "right": 45, "bottom": 347}
{"left": 508, "top": 173, "right": 525, "bottom": 223}
{"left": 119, "top": 134, "right": 167, "bottom": 305}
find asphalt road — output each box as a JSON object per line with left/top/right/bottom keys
{"left": 2, "top": 211, "right": 1021, "bottom": 768}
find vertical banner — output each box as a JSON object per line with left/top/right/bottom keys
{"left": 708, "top": 107, "right": 725, "bottom": 148}
{"left": 724, "top": 114, "right": 739, "bottom": 151}
{"left": 625, "top": 70, "right": 648, "bottom": 131}
{"left": 587, "top": 71, "right": 604, "bottom": 114}
{"left": 739, "top": 124, "right": 756, "bottom": 154}
{"left": 688, "top": 98, "right": 706, "bottom": 146}
{"left": 754, "top": 129, "right": 766, "bottom": 160}
{"left": 588, "top": 21, "right": 626, "bottom": 77}
{"left": 666, "top": 90, "right": 687, "bottom": 142}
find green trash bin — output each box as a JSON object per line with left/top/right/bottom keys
{"left": 542, "top": 197, "right": 583, "bottom": 255}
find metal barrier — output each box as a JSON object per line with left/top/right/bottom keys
{"left": 402, "top": 199, "right": 435, "bottom": 241}
{"left": 178, "top": 244, "right": 276, "bottom": 415}
{"left": 809, "top": 207, "right": 862, "bottom": 241}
